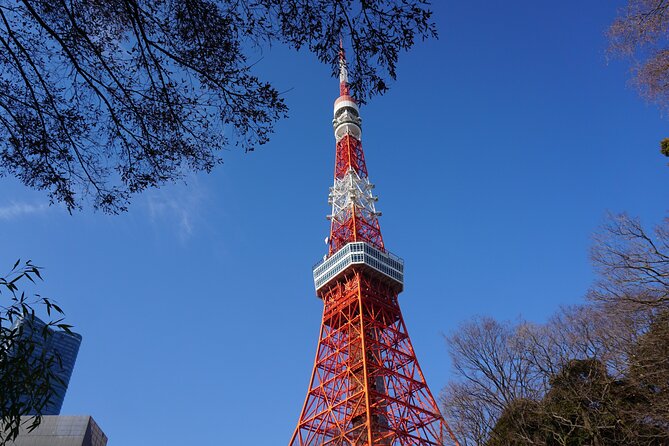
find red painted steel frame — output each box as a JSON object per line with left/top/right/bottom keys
{"left": 289, "top": 271, "right": 459, "bottom": 445}
{"left": 335, "top": 134, "right": 368, "bottom": 179}
{"left": 328, "top": 134, "right": 384, "bottom": 255}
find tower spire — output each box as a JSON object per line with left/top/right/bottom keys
{"left": 339, "top": 39, "right": 350, "bottom": 96}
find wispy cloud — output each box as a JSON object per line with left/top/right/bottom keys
{"left": 0, "top": 202, "right": 49, "bottom": 220}
{"left": 147, "top": 196, "right": 194, "bottom": 240}
{"left": 145, "top": 178, "right": 205, "bottom": 242}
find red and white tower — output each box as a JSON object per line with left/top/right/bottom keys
{"left": 289, "top": 47, "right": 459, "bottom": 446}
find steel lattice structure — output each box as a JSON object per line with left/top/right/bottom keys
{"left": 289, "top": 47, "right": 459, "bottom": 446}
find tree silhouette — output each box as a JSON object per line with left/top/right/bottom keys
{"left": 0, "top": 0, "right": 436, "bottom": 213}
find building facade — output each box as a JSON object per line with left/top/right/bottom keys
{"left": 7, "top": 416, "right": 107, "bottom": 446}
{"left": 12, "top": 315, "right": 82, "bottom": 415}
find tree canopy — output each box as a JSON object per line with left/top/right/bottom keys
{"left": 0, "top": 0, "right": 437, "bottom": 213}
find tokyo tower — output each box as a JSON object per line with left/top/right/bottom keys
{"left": 289, "top": 47, "right": 459, "bottom": 446}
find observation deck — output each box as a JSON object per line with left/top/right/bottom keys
{"left": 313, "top": 242, "right": 404, "bottom": 294}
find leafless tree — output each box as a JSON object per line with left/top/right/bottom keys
{"left": 590, "top": 213, "right": 669, "bottom": 309}
{"left": 589, "top": 214, "right": 669, "bottom": 440}
{"left": 441, "top": 317, "right": 547, "bottom": 445}
{"left": 442, "top": 214, "right": 669, "bottom": 445}
{"left": 608, "top": 0, "right": 669, "bottom": 156}
{"left": 609, "top": 1, "right": 669, "bottom": 105}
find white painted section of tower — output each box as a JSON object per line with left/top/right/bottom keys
{"left": 333, "top": 106, "right": 362, "bottom": 141}
{"left": 334, "top": 96, "right": 360, "bottom": 117}
{"left": 328, "top": 168, "right": 380, "bottom": 227}
{"left": 333, "top": 99, "right": 358, "bottom": 112}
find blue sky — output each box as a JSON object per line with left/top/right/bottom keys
{"left": 1, "top": 1, "right": 667, "bottom": 444}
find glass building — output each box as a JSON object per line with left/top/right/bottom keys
{"left": 7, "top": 416, "right": 107, "bottom": 446}
{"left": 12, "top": 315, "right": 82, "bottom": 415}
